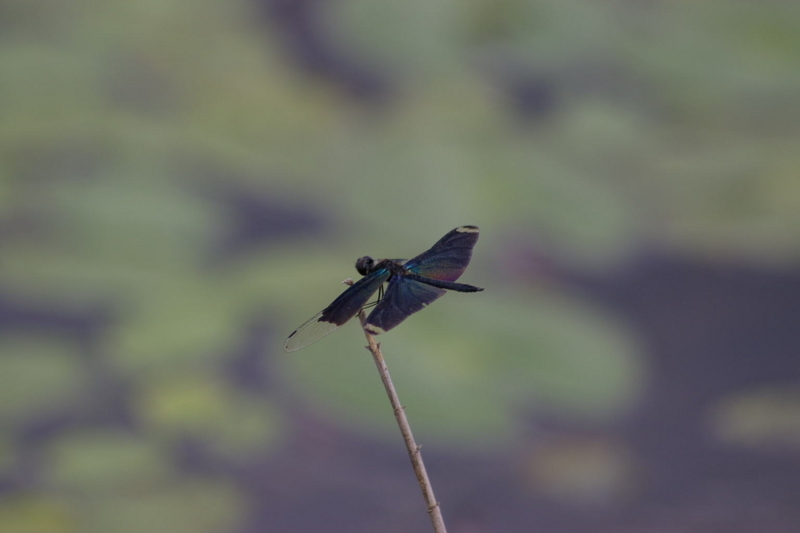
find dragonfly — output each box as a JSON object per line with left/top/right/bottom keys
{"left": 284, "top": 226, "right": 483, "bottom": 352}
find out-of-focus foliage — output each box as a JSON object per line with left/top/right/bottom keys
{"left": 0, "top": 335, "right": 88, "bottom": 423}
{"left": 287, "top": 292, "right": 641, "bottom": 446}
{"left": 1, "top": 0, "right": 798, "bottom": 531}
{"left": 713, "top": 386, "right": 800, "bottom": 449}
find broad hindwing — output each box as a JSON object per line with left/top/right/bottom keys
{"left": 284, "top": 269, "right": 390, "bottom": 352}
{"left": 364, "top": 276, "right": 446, "bottom": 335}
{"left": 404, "top": 225, "right": 479, "bottom": 281}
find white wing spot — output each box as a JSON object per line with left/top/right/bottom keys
{"left": 456, "top": 226, "right": 479, "bottom": 233}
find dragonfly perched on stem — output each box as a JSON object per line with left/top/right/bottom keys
{"left": 284, "top": 226, "right": 483, "bottom": 352}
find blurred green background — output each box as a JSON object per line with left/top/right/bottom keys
{"left": 1, "top": 0, "right": 799, "bottom": 532}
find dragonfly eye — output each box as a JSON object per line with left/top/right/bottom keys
{"left": 355, "top": 256, "right": 374, "bottom": 276}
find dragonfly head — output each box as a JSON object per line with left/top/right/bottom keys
{"left": 355, "top": 256, "right": 375, "bottom": 276}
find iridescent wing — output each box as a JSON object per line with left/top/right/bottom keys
{"left": 363, "top": 276, "right": 446, "bottom": 335}
{"left": 284, "top": 268, "right": 391, "bottom": 352}
{"left": 403, "top": 225, "right": 479, "bottom": 281}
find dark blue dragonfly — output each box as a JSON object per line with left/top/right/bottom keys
{"left": 284, "top": 226, "right": 483, "bottom": 351}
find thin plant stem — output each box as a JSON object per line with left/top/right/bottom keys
{"left": 357, "top": 310, "right": 447, "bottom": 533}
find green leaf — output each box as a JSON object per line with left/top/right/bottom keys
{"left": 0, "top": 495, "right": 76, "bottom": 533}
{"left": 136, "top": 372, "right": 283, "bottom": 459}
{"left": 0, "top": 336, "right": 88, "bottom": 424}
{"left": 45, "top": 430, "right": 174, "bottom": 492}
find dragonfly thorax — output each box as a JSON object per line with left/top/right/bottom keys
{"left": 356, "top": 256, "right": 408, "bottom": 276}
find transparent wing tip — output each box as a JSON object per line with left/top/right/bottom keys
{"left": 283, "top": 312, "right": 341, "bottom": 352}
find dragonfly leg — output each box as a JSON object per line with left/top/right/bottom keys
{"left": 361, "top": 284, "right": 385, "bottom": 310}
